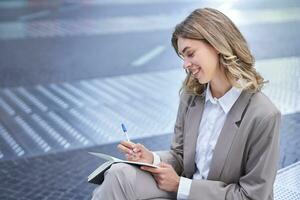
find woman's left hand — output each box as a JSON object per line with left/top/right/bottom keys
{"left": 141, "top": 162, "right": 180, "bottom": 192}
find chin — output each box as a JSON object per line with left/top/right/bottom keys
{"left": 196, "top": 77, "right": 208, "bottom": 84}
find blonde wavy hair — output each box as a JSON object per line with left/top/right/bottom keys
{"left": 171, "top": 8, "right": 265, "bottom": 95}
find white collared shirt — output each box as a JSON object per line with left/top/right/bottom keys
{"left": 153, "top": 84, "right": 241, "bottom": 200}
{"left": 193, "top": 84, "right": 241, "bottom": 180}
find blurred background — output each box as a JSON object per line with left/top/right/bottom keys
{"left": 0, "top": 0, "right": 299, "bottom": 199}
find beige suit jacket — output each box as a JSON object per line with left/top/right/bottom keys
{"left": 157, "top": 89, "right": 281, "bottom": 200}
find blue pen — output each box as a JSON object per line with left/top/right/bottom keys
{"left": 121, "top": 123, "right": 131, "bottom": 142}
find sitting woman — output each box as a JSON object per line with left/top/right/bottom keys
{"left": 92, "top": 7, "right": 280, "bottom": 200}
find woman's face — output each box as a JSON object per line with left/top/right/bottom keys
{"left": 177, "top": 37, "right": 221, "bottom": 84}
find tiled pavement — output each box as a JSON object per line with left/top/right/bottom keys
{"left": 0, "top": 69, "right": 182, "bottom": 161}
{"left": 275, "top": 161, "right": 300, "bottom": 200}
{"left": 279, "top": 112, "right": 300, "bottom": 168}
{"left": 0, "top": 134, "right": 172, "bottom": 200}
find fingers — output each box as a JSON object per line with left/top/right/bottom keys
{"left": 159, "top": 162, "right": 172, "bottom": 168}
{"left": 125, "top": 153, "right": 135, "bottom": 161}
{"left": 141, "top": 163, "right": 171, "bottom": 170}
{"left": 125, "top": 152, "right": 142, "bottom": 161}
{"left": 141, "top": 162, "right": 172, "bottom": 173}
{"left": 117, "top": 141, "right": 148, "bottom": 161}
{"left": 153, "top": 174, "right": 166, "bottom": 183}
{"left": 120, "top": 140, "right": 135, "bottom": 149}
{"left": 132, "top": 143, "right": 146, "bottom": 154}
{"left": 140, "top": 166, "right": 161, "bottom": 174}
{"left": 152, "top": 174, "right": 160, "bottom": 182}
{"left": 117, "top": 141, "right": 135, "bottom": 155}
{"left": 117, "top": 144, "right": 132, "bottom": 154}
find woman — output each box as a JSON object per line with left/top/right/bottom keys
{"left": 92, "top": 8, "right": 280, "bottom": 200}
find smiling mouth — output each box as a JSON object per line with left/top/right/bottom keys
{"left": 191, "top": 68, "right": 201, "bottom": 75}
{"left": 192, "top": 69, "right": 199, "bottom": 75}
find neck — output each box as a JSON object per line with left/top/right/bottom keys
{"left": 209, "top": 69, "right": 232, "bottom": 98}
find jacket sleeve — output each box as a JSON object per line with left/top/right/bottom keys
{"left": 188, "top": 111, "right": 281, "bottom": 200}
{"left": 156, "top": 92, "right": 193, "bottom": 175}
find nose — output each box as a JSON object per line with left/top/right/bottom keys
{"left": 183, "top": 59, "right": 192, "bottom": 70}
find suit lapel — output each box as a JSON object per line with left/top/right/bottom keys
{"left": 207, "top": 90, "right": 253, "bottom": 180}
{"left": 184, "top": 94, "right": 205, "bottom": 178}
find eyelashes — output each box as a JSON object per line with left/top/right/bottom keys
{"left": 179, "top": 51, "right": 195, "bottom": 60}
{"left": 187, "top": 52, "right": 194, "bottom": 58}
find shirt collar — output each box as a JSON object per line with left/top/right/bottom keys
{"left": 205, "top": 83, "right": 242, "bottom": 114}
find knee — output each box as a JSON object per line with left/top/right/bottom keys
{"left": 106, "top": 163, "right": 136, "bottom": 184}
{"left": 108, "top": 163, "right": 135, "bottom": 176}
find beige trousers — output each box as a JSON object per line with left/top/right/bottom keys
{"left": 91, "top": 163, "right": 177, "bottom": 200}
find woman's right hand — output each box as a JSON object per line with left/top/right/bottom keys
{"left": 117, "top": 141, "right": 154, "bottom": 164}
